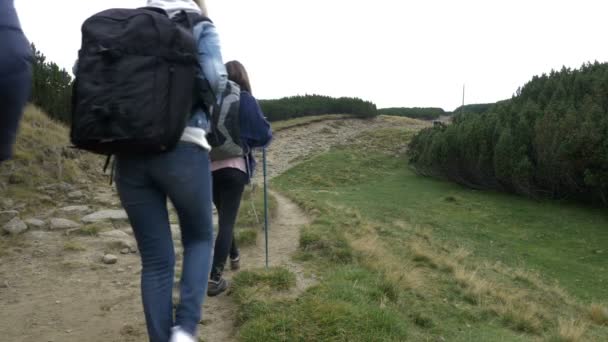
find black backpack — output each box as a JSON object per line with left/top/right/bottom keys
{"left": 208, "top": 80, "right": 246, "bottom": 161}
{"left": 71, "top": 7, "right": 210, "bottom": 155}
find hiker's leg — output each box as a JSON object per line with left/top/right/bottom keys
{"left": 0, "top": 66, "right": 31, "bottom": 162}
{"left": 156, "top": 143, "right": 214, "bottom": 336}
{"left": 116, "top": 157, "right": 174, "bottom": 342}
{"left": 230, "top": 232, "right": 240, "bottom": 260}
{"left": 210, "top": 168, "right": 247, "bottom": 279}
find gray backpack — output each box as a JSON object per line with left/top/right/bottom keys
{"left": 208, "top": 80, "right": 245, "bottom": 161}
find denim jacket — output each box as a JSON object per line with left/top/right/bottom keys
{"left": 186, "top": 20, "right": 228, "bottom": 133}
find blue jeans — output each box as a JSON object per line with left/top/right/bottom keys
{"left": 115, "top": 143, "right": 214, "bottom": 342}
{"left": 0, "top": 66, "right": 32, "bottom": 162}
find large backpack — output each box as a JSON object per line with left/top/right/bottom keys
{"left": 70, "top": 7, "right": 209, "bottom": 155}
{"left": 208, "top": 80, "right": 246, "bottom": 161}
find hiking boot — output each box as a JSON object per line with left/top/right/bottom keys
{"left": 230, "top": 256, "right": 240, "bottom": 270}
{"left": 207, "top": 277, "right": 228, "bottom": 297}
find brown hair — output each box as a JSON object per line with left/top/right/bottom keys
{"left": 225, "top": 60, "right": 252, "bottom": 94}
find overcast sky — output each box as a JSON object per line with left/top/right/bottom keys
{"left": 14, "top": 0, "right": 608, "bottom": 111}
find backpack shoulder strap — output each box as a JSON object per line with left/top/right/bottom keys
{"left": 173, "top": 11, "right": 212, "bottom": 30}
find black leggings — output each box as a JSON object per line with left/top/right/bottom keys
{"left": 211, "top": 167, "right": 248, "bottom": 278}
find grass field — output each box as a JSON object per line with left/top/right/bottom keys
{"left": 235, "top": 128, "right": 608, "bottom": 341}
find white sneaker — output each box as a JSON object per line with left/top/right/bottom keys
{"left": 170, "top": 326, "right": 196, "bottom": 342}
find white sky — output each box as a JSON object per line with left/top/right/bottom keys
{"left": 14, "top": 0, "right": 608, "bottom": 111}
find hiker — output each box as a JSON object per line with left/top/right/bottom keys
{"left": 0, "top": 0, "right": 32, "bottom": 163}
{"left": 110, "top": 1, "right": 226, "bottom": 341}
{"left": 207, "top": 60, "right": 273, "bottom": 296}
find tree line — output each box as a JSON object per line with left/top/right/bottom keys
{"left": 258, "top": 95, "right": 378, "bottom": 122}
{"left": 450, "top": 103, "right": 496, "bottom": 116}
{"left": 377, "top": 107, "right": 445, "bottom": 120}
{"left": 408, "top": 61, "right": 608, "bottom": 205}
{"left": 30, "top": 44, "right": 73, "bottom": 124}
{"left": 29, "top": 47, "right": 379, "bottom": 125}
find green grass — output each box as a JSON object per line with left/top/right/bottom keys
{"left": 236, "top": 185, "right": 278, "bottom": 230}
{"left": 270, "top": 114, "right": 354, "bottom": 132}
{"left": 239, "top": 128, "right": 608, "bottom": 341}
{"left": 233, "top": 267, "right": 296, "bottom": 293}
{"left": 235, "top": 229, "right": 257, "bottom": 247}
{"left": 234, "top": 266, "right": 410, "bottom": 342}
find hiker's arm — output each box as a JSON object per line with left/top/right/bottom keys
{"left": 240, "top": 93, "right": 273, "bottom": 148}
{"left": 196, "top": 22, "right": 227, "bottom": 105}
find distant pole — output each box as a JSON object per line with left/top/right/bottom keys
{"left": 461, "top": 84, "right": 466, "bottom": 115}
{"left": 263, "top": 147, "right": 269, "bottom": 269}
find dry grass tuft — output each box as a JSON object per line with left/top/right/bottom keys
{"left": 556, "top": 318, "right": 589, "bottom": 342}
{"left": 453, "top": 266, "right": 494, "bottom": 304}
{"left": 409, "top": 240, "right": 441, "bottom": 269}
{"left": 0, "top": 105, "right": 105, "bottom": 192}
{"left": 589, "top": 303, "right": 608, "bottom": 326}
{"left": 63, "top": 241, "right": 86, "bottom": 252}
{"left": 350, "top": 233, "right": 426, "bottom": 292}
{"left": 451, "top": 247, "right": 471, "bottom": 262}
{"left": 492, "top": 301, "right": 545, "bottom": 334}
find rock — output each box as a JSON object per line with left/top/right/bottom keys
{"left": 1, "top": 198, "right": 14, "bottom": 209}
{"left": 67, "top": 191, "right": 84, "bottom": 199}
{"left": 24, "top": 218, "right": 46, "bottom": 229}
{"left": 99, "top": 230, "right": 130, "bottom": 239}
{"left": 50, "top": 218, "right": 81, "bottom": 230}
{"left": 82, "top": 210, "right": 128, "bottom": 223}
{"left": 27, "top": 230, "right": 53, "bottom": 241}
{"left": 93, "top": 193, "right": 119, "bottom": 206}
{"left": 120, "top": 248, "right": 130, "bottom": 255}
{"left": 59, "top": 205, "right": 91, "bottom": 214}
{"left": 118, "top": 239, "right": 137, "bottom": 252}
{"left": 0, "top": 210, "right": 19, "bottom": 225}
{"left": 103, "top": 254, "right": 118, "bottom": 265}
{"left": 3, "top": 217, "right": 28, "bottom": 235}
{"left": 38, "top": 182, "right": 74, "bottom": 192}
{"left": 36, "top": 195, "right": 53, "bottom": 202}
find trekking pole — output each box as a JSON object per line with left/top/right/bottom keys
{"left": 263, "top": 147, "right": 269, "bottom": 269}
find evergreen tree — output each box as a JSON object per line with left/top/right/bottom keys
{"left": 30, "top": 44, "right": 73, "bottom": 123}
{"left": 408, "top": 61, "right": 608, "bottom": 206}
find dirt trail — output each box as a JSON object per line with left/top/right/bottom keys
{"left": 0, "top": 115, "right": 426, "bottom": 342}
{"left": 200, "top": 191, "right": 310, "bottom": 342}
{"left": 256, "top": 116, "right": 429, "bottom": 180}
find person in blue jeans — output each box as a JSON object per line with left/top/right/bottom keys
{"left": 115, "top": 1, "right": 227, "bottom": 342}
{"left": 0, "top": 0, "right": 33, "bottom": 163}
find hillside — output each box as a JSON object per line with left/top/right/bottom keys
{"left": 0, "top": 105, "right": 106, "bottom": 205}
{"left": 0, "top": 111, "right": 426, "bottom": 341}
{"left": 5, "top": 108, "right": 606, "bottom": 341}
{"left": 268, "top": 128, "right": 608, "bottom": 341}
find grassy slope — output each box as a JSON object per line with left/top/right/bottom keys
{"left": 0, "top": 105, "right": 106, "bottom": 207}
{"left": 270, "top": 114, "right": 354, "bottom": 132}
{"left": 235, "top": 128, "right": 608, "bottom": 341}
